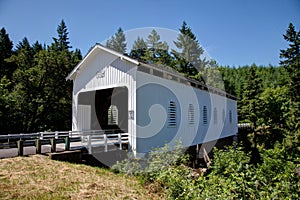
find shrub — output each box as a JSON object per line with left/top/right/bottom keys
{"left": 112, "top": 144, "right": 300, "bottom": 199}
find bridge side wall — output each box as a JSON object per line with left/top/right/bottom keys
{"left": 135, "top": 71, "right": 238, "bottom": 155}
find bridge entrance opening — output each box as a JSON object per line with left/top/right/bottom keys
{"left": 77, "top": 87, "right": 128, "bottom": 132}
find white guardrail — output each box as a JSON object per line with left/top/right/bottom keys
{"left": 0, "top": 130, "right": 129, "bottom": 154}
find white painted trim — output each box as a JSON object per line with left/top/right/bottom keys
{"left": 66, "top": 44, "right": 139, "bottom": 80}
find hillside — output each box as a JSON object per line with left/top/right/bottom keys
{"left": 0, "top": 155, "right": 164, "bottom": 200}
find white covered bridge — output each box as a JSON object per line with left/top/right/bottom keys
{"left": 66, "top": 44, "right": 238, "bottom": 157}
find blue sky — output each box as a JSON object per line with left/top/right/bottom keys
{"left": 0, "top": 0, "right": 299, "bottom": 66}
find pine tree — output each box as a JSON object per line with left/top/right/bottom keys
{"left": 52, "top": 19, "right": 72, "bottom": 51}
{"left": 129, "top": 37, "right": 147, "bottom": 60}
{"left": 240, "top": 65, "right": 263, "bottom": 148}
{"left": 142, "top": 29, "right": 171, "bottom": 65}
{"left": 7, "top": 37, "right": 37, "bottom": 73}
{"left": 73, "top": 48, "right": 82, "bottom": 61}
{"left": 0, "top": 27, "right": 13, "bottom": 78}
{"left": 1, "top": 21, "right": 81, "bottom": 134}
{"left": 172, "top": 21, "right": 205, "bottom": 76}
{"left": 16, "top": 37, "right": 31, "bottom": 52}
{"left": 32, "top": 41, "right": 44, "bottom": 53}
{"left": 106, "top": 27, "right": 127, "bottom": 54}
{"left": 280, "top": 23, "right": 300, "bottom": 103}
{"left": 279, "top": 23, "right": 300, "bottom": 153}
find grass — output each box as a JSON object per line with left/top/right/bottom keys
{"left": 0, "top": 155, "right": 165, "bottom": 200}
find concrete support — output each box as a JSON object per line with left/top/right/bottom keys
{"left": 50, "top": 138, "right": 56, "bottom": 152}
{"left": 17, "top": 140, "right": 23, "bottom": 156}
{"left": 36, "top": 139, "right": 42, "bottom": 154}
{"left": 65, "top": 136, "right": 70, "bottom": 151}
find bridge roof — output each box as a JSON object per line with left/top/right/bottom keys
{"left": 66, "top": 44, "right": 237, "bottom": 100}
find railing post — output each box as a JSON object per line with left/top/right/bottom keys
{"left": 55, "top": 131, "right": 58, "bottom": 139}
{"left": 104, "top": 134, "right": 107, "bottom": 152}
{"left": 36, "top": 139, "right": 42, "bottom": 154}
{"left": 40, "top": 132, "right": 44, "bottom": 139}
{"left": 87, "top": 135, "right": 92, "bottom": 154}
{"left": 65, "top": 136, "right": 70, "bottom": 151}
{"left": 118, "top": 133, "right": 122, "bottom": 150}
{"left": 50, "top": 138, "right": 56, "bottom": 152}
{"left": 17, "top": 139, "right": 23, "bottom": 156}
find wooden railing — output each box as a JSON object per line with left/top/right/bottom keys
{"left": 0, "top": 130, "right": 129, "bottom": 156}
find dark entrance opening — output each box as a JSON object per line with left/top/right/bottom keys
{"left": 95, "top": 87, "right": 128, "bottom": 132}
{"left": 77, "top": 87, "right": 128, "bottom": 132}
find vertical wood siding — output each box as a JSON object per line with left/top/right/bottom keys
{"left": 72, "top": 49, "right": 137, "bottom": 152}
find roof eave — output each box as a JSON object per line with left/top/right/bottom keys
{"left": 66, "top": 44, "right": 140, "bottom": 80}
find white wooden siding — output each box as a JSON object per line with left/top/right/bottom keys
{"left": 77, "top": 105, "right": 91, "bottom": 131}
{"left": 72, "top": 48, "right": 137, "bottom": 152}
{"left": 136, "top": 71, "right": 237, "bottom": 153}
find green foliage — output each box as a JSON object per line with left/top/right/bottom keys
{"left": 280, "top": 23, "right": 300, "bottom": 101}
{"left": 198, "top": 65, "right": 225, "bottom": 89}
{"left": 280, "top": 23, "right": 300, "bottom": 131}
{"left": 284, "top": 128, "right": 300, "bottom": 157}
{"left": 0, "top": 27, "right": 14, "bottom": 78}
{"left": 211, "top": 146, "right": 250, "bottom": 176}
{"left": 112, "top": 142, "right": 188, "bottom": 180}
{"left": 111, "top": 157, "right": 143, "bottom": 176}
{"left": 200, "top": 146, "right": 299, "bottom": 199}
{"left": 106, "top": 27, "right": 127, "bottom": 54}
{"left": 130, "top": 36, "right": 147, "bottom": 60}
{"left": 52, "top": 19, "right": 72, "bottom": 51}
{"left": 0, "top": 20, "right": 81, "bottom": 134}
{"left": 171, "top": 21, "right": 206, "bottom": 76}
{"left": 255, "top": 86, "right": 289, "bottom": 148}
{"left": 141, "top": 29, "right": 172, "bottom": 66}
{"left": 113, "top": 144, "right": 299, "bottom": 199}
{"left": 1, "top": 20, "right": 299, "bottom": 199}
{"left": 240, "top": 65, "right": 263, "bottom": 123}
{"left": 219, "top": 64, "right": 295, "bottom": 150}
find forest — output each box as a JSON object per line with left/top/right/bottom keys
{"left": 0, "top": 20, "right": 299, "bottom": 198}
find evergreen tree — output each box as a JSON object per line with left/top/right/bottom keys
{"left": 240, "top": 65, "right": 263, "bottom": 149}
{"left": 106, "top": 27, "right": 127, "bottom": 54}
{"left": 8, "top": 37, "right": 36, "bottom": 73}
{"left": 142, "top": 29, "right": 171, "bottom": 65}
{"left": 32, "top": 41, "right": 44, "bottom": 53}
{"left": 16, "top": 37, "right": 31, "bottom": 52}
{"left": 0, "top": 27, "right": 13, "bottom": 78}
{"left": 73, "top": 48, "right": 82, "bottom": 60}
{"left": 1, "top": 21, "right": 81, "bottom": 134}
{"left": 0, "top": 28, "right": 14, "bottom": 133}
{"left": 129, "top": 37, "right": 147, "bottom": 60}
{"left": 280, "top": 23, "right": 300, "bottom": 102}
{"left": 52, "top": 19, "right": 72, "bottom": 51}
{"left": 279, "top": 23, "right": 300, "bottom": 154}
{"left": 172, "top": 21, "right": 205, "bottom": 76}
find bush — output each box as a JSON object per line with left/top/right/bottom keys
{"left": 111, "top": 142, "right": 188, "bottom": 175}
{"left": 202, "top": 146, "right": 300, "bottom": 199}
{"left": 112, "top": 144, "right": 300, "bottom": 199}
